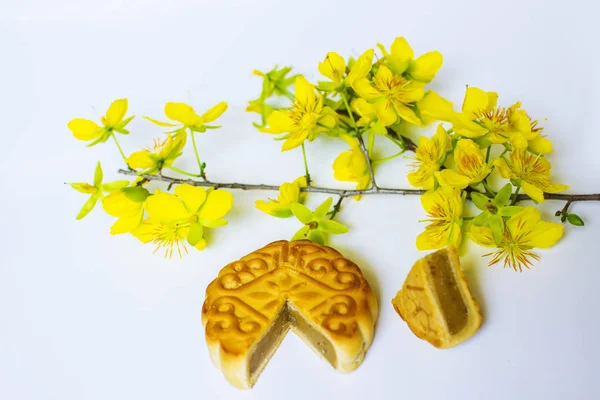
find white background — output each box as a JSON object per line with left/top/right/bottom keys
{"left": 1, "top": 1, "right": 599, "bottom": 399}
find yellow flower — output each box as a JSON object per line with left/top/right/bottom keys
{"left": 468, "top": 207, "right": 563, "bottom": 271}
{"left": 318, "top": 49, "right": 375, "bottom": 89}
{"left": 451, "top": 87, "right": 534, "bottom": 143}
{"left": 255, "top": 176, "right": 307, "bottom": 218}
{"left": 377, "top": 36, "right": 443, "bottom": 83}
{"left": 416, "top": 187, "right": 464, "bottom": 251}
{"left": 68, "top": 98, "right": 134, "bottom": 146}
{"left": 332, "top": 135, "right": 371, "bottom": 199}
{"left": 145, "top": 101, "right": 228, "bottom": 132}
{"left": 102, "top": 187, "right": 147, "bottom": 234}
{"left": 126, "top": 133, "right": 186, "bottom": 175}
{"left": 353, "top": 64, "right": 425, "bottom": 126}
{"left": 69, "top": 162, "right": 129, "bottom": 220}
{"left": 260, "top": 76, "right": 337, "bottom": 151}
{"left": 507, "top": 102, "right": 553, "bottom": 154}
{"left": 437, "top": 139, "right": 492, "bottom": 188}
{"left": 494, "top": 134, "right": 568, "bottom": 203}
{"left": 133, "top": 185, "right": 233, "bottom": 257}
{"left": 407, "top": 124, "right": 451, "bottom": 189}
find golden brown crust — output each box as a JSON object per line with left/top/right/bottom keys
{"left": 202, "top": 240, "right": 378, "bottom": 389}
{"left": 392, "top": 246, "right": 482, "bottom": 349}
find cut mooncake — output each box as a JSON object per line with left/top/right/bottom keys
{"left": 392, "top": 246, "right": 482, "bottom": 348}
{"left": 202, "top": 240, "right": 378, "bottom": 389}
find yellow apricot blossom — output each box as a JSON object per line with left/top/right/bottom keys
{"left": 353, "top": 65, "right": 424, "bottom": 126}
{"left": 468, "top": 207, "right": 563, "bottom": 271}
{"left": 102, "top": 187, "right": 146, "bottom": 234}
{"left": 437, "top": 139, "right": 492, "bottom": 188}
{"left": 126, "top": 133, "right": 186, "bottom": 175}
{"left": 451, "top": 87, "right": 533, "bottom": 143}
{"left": 332, "top": 135, "right": 371, "bottom": 199}
{"left": 68, "top": 98, "right": 134, "bottom": 146}
{"left": 255, "top": 176, "right": 307, "bottom": 218}
{"left": 133, "top": 186, "right": 233, "bottom": 257}
{"left": 260, "top": 76, "right": 336, "bottom": 151}
{"left": 494, "top": 135, "right": 568, "bottom": 203}
{"left": 416, "top": 187, "right": 464, "bottom": 251}
{"left": 407, "top": 124, "right": 451, "bottom": 189}
{"left": 145, "top": 101, "right": 228, "bottom": 132}
{"left": 377, "top": 36, "right": 443, "bottom": 83}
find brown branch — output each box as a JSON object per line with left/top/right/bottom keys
{"left": 357, "top": 135, "right": 378, "bottom": 190}
{"left": 118, "top": 169, "right": 600, "bottom": 203}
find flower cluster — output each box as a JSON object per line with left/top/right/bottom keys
{"left": 67, "top": 36, "right": 589, "bottom": 269}
{"left": 248, "top": 36, "right": 576, "bottom": 271}
{"left": 68, "top": 99, "right": 233, "bottom": 257}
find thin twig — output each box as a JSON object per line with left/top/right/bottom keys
{"left": 357, "top": 135, "right": 378, "bottom": 190}
{"left": 329, "top": 195, "right": 345, "bottom": 220}
{"left": 117, "top": 169, "right": 600, "bottom": 203}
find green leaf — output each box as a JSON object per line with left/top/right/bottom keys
{"left": 290, "top": 202, "right": 314, "bottom": 224}
{"left": 200, "top": 218, "right": 228, "bottom": 228}
{"left": 122, "top": 187, "right": 150, "bottom": 202}
{"left": 489, "top": 214, "right": 505, "bottom": 246}
{"left": 76, "top": 195, "right": 98, "bottom": 220}
{"left": 498, "top": 206, "right": 523, "bottom": 217}
{"left": 187, "top": 223, "right": 204, "bottom": 246}
{"left": 319, "top": 220, "right": 349, "bottom": 234}
{"left": 314, "top": 198, "right": 333, "bottom": 220}
{"left": 291, "top": 226, "right": 310, "bottom": 241}
{"left": 101, "top": 180, "right": 129, "bottom": 192}
{"left": 471, "top": 192, "right": 490, "bottom": 210}
{"left": 471, "top": 211, "right": 489, "bottom": 226}
{"left": 493, "top": 183, "right": 513, "bottom": 206}
{"left": 93, "top": 162, "right": 103, "bottom": 186}
{"left": 308, "top": 229, "right": 325, "bottom": 245}
{"left": 566, "top": 213, "right": 585, "bottom": 226}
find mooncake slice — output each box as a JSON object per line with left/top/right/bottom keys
{"left": 392, "top": 246, "right": 482, "bottom": 348}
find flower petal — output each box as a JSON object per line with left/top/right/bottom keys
{"left": 319, "top": 220, "right": 348, "bottom": 234}
{"left": 143, "top": 116, "right": 179, "bottom": 127}
{"left": 110, "top": 212, "right": 143, "bottom": 235}
{"left": 374, "top": 100, "right": 398, "bottom": 126}
{"left": 165, "top": 102, "right": 203, "bottom": 126}
{"left": 290, "top": 202, "right": 313, "bottom": 224}
{"left": 437, "top": 169, "right": 470, "bottom": 189}
{"left": 507, "top": 207, "right": 541, "bottom": 238}
{"left": 126, "top": 150, "right": 155, "bottom": 170}
{"left": 103, "top": 98, "right": 128, "bottom": 127}
{"left": 314, "top": 197, "right": 333, "bottom": 219}
{"left": 175, "top": 184, "right": 208, "bottom": 214}
{"left": 262, "top": 110, "right": 294, "bottom": 134}
{"left": 467, "top": 225, "right": 495, "bottom": 247}
{"left": 522, "top": 181, "right": 545, "bottom": 203}
{"left": 202, "top": 101, "right": 228, "bottom": 123}
{"left": 345, "top": 49, "right": 373, "bottom": 86}
{"left": 417, "top": 90, "right": 454, "bottom": 124}
{"left": 76, "top": 195, "right": 98, "bottom": 220}
{"left": 281, "top": 131, "right": 309, "bottom": 151}
{"left": 352, "top": 77, "right": 380, "bottom": 100}
{"left": 294, "top": 76, "right": 316, "bottom": 109}
{"left": 145, "top": 190, "right": 189, "bottom": 222}
{"left": 527, "top": 221, "right": 564, "bottom": 248}
{"left": 198, "top": 190, "right": 233, "bottom": 220}
{"left": 394, "top": 104, "right": 422, "bottom": 126}
{"left": 461, "top": 87, "right": 490, "bottom": 118}
{"left": 408, "top": 51, "right": 443, "bottom": 82}
{"left": 318, "top": 51, "right": 346, "bottom": 83}
{"left": 68, "top": 119, "right": 104, "bottom": 141}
